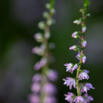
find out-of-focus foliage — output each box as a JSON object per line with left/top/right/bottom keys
{"left": 1, "top": 0, "right": 103, "bottom": 103}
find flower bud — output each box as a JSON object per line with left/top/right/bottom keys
{"left": 47, "top": 19, "right": 53, "bottom": 26}
{"left": 50, "top": 8, "right": 56, "bottom": 14}
{"left": 44, "top": 32, "right": 50, "bottom": 39}
{"left": 38, "top": 21, "right": 46, "bottom": 29}
{"left": 82, "top": 55, "right": 86, "bottom": 63}
{"left": 43, "top": 12, "right": 49, "bottom": 18}
{"left": 34, "top": 33, "right": 43, "bottom": 42}
{"left": 72, "top": 31, "right": 79, "bottom": 38}
{"left": 73, "top": 19, "right": 81, "bottom": 25}
{"left": 45, "top": 3, "right": 51, "bottom": 9}
{"left": 82, "top": 40, "right": 87, "bottom": 47}
{"left": 82, "top": 26, "right": 86, "bottom": 33}
{"left": 86, "top": 13, "right": 90, "bottom": 17}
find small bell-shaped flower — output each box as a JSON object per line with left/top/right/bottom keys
{"left": 63, "top": 77, "right": 76, "bottom": 89}
{"left": 79, "top": 71, "right": 89, "bottom": 80}
{"left": 65, "top": 92, "right": 74, "bottom": 103}
{"left": 73, "top": 96, "right": 84, "bottom": 103}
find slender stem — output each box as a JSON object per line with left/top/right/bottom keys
{"left": 76, "top": 1, "right": 86, "bottom": 95}
{"left": 40, "top": 1, "right": 54, "bottom": 103}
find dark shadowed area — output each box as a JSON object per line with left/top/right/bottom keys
{"left": 1, "top": 0, "right": 103, "bottom": 103}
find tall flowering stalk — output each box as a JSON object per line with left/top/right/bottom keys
{"left": 63, "top": 0, "right": 95, "bottom": 102}
{"left": 29, "top": 0, "right": 58, "bottom": 103}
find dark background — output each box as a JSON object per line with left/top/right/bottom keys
{"left": 1, "top": 0, "right": 103, "bottom": 103}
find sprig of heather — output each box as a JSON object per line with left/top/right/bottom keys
{"left": 29, "top": 1, "right": 58, "bottom": 103}
{"left": 63, "top": 0, "right": 95, "bottom": 102}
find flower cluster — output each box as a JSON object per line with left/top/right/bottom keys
{"left": 29, "top": 1, "right": 58, "bottom": 103}
{"left": 63, "top": 0, "right": 94, "bottom": 102}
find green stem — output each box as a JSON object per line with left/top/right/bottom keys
{"left": 40, "top": 3, "right": 54, "bottom": 103}
{"left": 76, "top": 0, "right": 88, "bottom": 96}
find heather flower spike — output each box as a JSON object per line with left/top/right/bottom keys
{"left": 29, "top": 0, "right": 57, "bottom": 103}
{"left": 63, "top": 0, "right": 94, "bottom": 102}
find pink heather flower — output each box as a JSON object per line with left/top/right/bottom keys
{"left": 63, "top": 77, "right": 76, "bottom": 90}
{"left": 32, "top": 44, "right": 46, "bottom": 55}
{"left": 34, "top": 33, "right": 43, "bottom": 42}
{"left": 82, "top": 40, "right": 87, "bottom": 47}
{"left": 82, "top": 56, "right": 86, "bottom": 63}
{"left": 83, "top": 69, "right": 89, "bottom": 73}
{"left": 81, "top": 83, "right": 94, "bottom": 93}
{"left": 73, "top": 96, "right": 84, "bottom": 103}
{"left": 69, "top": 45, "right": 76, "bottom": 51}
{"left": 43, "top": 96, "right": 56, "bottom": 103}
{"left": 64, "top": 63, "right": 73, "bottom": 72}
{"left": 42, "top": 83, "right": 57, "bottom": 94}
{"left": 34, "top": 62, "right": 41, "bottom": 70}
{"left": 32, "top": 46, "right": 44, "bottom": 55}
{"left": 84, "top": 94, "right": 94, "bottom": 103}
{"left": 32, "top": 74, "right": 41, "bottom": 82}
{"left": 40, "top": 44, "right": 46, "bottom": 50}
{"left": 65, "top": 92, "right": 74, "bottom": 103}
{"left": 82, "top": 26, "right": 86, "bottom": 33}
{"left": 47, "top": 69, "right": 58, "bottom": 81}
{"left": 64, "top": 63, "right": 78, "bottom": 73}
{"left": 79, "top": 72, "right": 89, "bottom": 80}
{"left": 32, "top": 47, "right": 39, "bottom": 54}
{"left": 76, "top": 52, "right": 80, "bottom": 59}
{"left": 28, "top": 94, "right": 40, "bottom": 103}
{"left": 39, "top": 57, "right": 47, "bottom": 67}
{"left": 76, "top": 53, "right": 86, "bottom": 63}
{"left": 72, "top": 64, "right": 78, "bottom": 72}
{"left": 34, "top": 57, "right": 47, "bottom": 70}
{"left": 72, "top": 32, "right": 78, "bottom": 38}
{"left": 31, "top": 83, "right": 41, "bottom": 93}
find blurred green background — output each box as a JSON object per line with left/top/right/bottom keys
{"left": 1, "top": 0, "right": 103, "bottom": 103}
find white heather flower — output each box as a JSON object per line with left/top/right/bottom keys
{"left": 63, "top": 77, "right": 76, "bottom": 90}
{"left": 72, "top": 32, "right": 78, "bottom": 38}
{"left": 82, "top": 26, "right": 86, "bottom": 33}
{"left": 81, "top": 83, "right": 94, "bottom": 93}
{"left": 73, "top": 19, "right": 81, "bottom": 25}
{"left": 73, "top": 96, "right": 84, "bottom": 103}
{"left": 79, "top": 72, "right": 89, "bottom": 80}
{"left": 65, "top": 92, "right": 74, "bottom": 103}
{"left": 69, "top": 45, "right": 77, "bottom": 51}
{"left": 82, "top": 40, "right": 87, "bottom": 47}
